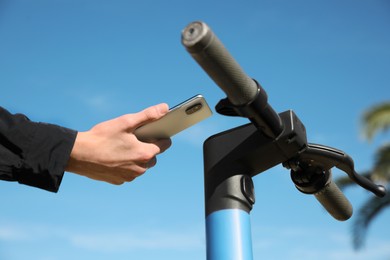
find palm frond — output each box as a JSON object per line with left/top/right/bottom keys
{"left": 371, "top": 143, "right": 390, "bottom": 182}
{"left": 362, "top": 102, "right": 390, "bottom": 141}
{"left": 352, "top": 188, "right": 390, "bottom": 250}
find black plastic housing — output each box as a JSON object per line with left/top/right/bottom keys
{"left": 204, "top": 110, "right": 307, "bottom": 215}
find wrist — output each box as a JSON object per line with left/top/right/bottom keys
{"left": 65, "top": 131, "right": 90, "bottom": 173}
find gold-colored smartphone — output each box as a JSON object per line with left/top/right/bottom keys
{"left": 134, "top": 94, "right": 212, "bottom": 142}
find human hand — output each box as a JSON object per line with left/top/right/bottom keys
{"left": 65, "top": 103, "right": 172, "bottom": 185}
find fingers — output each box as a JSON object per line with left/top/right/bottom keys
{"left": 125, "top": 139, "right": 171, "bottom": 179}
{"left": 131, "top": 138, "right": 171, "bottom": 170}
{"left": 79, "top": 157, "right": 158, "bottom": 186}
{"left": 114, "top": 139, "right": 171, "bottom": 184}
{"left": 153, "top": 138, "right": 172, "bottom": 153}
{"left": 112, "top": 157, "right": 158, "bottom": 184}
{"left": 145, "top": 156, "right": 157, "bottom": 169}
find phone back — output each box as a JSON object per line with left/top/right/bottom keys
{"left": 135, "top": 95, "right": 212, "bottom": 141}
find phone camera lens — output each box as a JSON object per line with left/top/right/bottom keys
{"left": 186, "top": 103, "right": 203, "bottom": 115}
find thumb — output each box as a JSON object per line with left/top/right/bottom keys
{"left": 133, "top": 103, "right": 169, "bottom": 127}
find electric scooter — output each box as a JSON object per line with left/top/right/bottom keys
{"left": 181, "top": 21, "right": 386, "bottom": 260}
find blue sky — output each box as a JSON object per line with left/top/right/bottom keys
{"left": 0, "top": 0, "right": 389, "bottom": 259}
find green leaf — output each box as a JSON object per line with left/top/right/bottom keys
{"left": 371, "top": 144, "right": 390, "bottom": 182}
{"left": 362, "top": 102, "right": 390, "bottom": 141}
{"left": 352, "top": 189, "right": 390, "bottom": 250}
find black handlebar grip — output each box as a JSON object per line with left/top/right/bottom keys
{"left": 181, "top": 21, "right": 258, "bottom": 106}
{"left": 314, "top": 181, "right": 353, "bottom": 221}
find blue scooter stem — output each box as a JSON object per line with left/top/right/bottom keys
{"left": 206, "top": 209, "right": 253, "bottom": 260}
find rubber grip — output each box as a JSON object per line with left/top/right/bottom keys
{"left": 181, "top": 21, "right": 258, "bottom": 106}
{"left": 314, "top": 181, "right": 353, "bottom": 221}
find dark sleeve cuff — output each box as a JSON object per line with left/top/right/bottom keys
{"left": 16, "top": 122, "right": 77, "bottom": 192}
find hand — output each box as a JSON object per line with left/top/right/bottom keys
{"left": 65, "top": 103, "right": 172, "bottom": 185}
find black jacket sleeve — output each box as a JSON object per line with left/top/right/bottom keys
{"left": 0, "top": 107, "right": 77, "bottom": 192}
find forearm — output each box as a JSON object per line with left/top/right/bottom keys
{"left": 0, "top": 103, "right": 171, "bottom": 191}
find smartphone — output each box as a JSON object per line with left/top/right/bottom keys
{"left": 134, "top": 94, "right": 212, "bottom": 142}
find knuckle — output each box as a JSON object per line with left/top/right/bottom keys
{"left": 133, "top": 167, "right": 147, "bottom": 177}
{"left": 144, "top": 107, "right": 161, "bottom": 121}
{"left": 139, "top": 168, "right": 147, "bottom": 175}
{"left": 138, "top": 150, "right": 155, "bottom": 162}
{"left": 119, "top": 172, "right": 137, "bottom": 182}
{"left": 120, "top": 114, "right": 137, "bottom": 128}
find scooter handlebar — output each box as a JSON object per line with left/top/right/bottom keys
{"left": 314, "top": 180, "right": 353, "bottom": 221}
{"left": 181, "top": 21, "right": 258, "bottom": 106}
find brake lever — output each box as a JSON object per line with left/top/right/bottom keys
{"left": 285, "top": 143, "right": 386, "bottom": 197}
